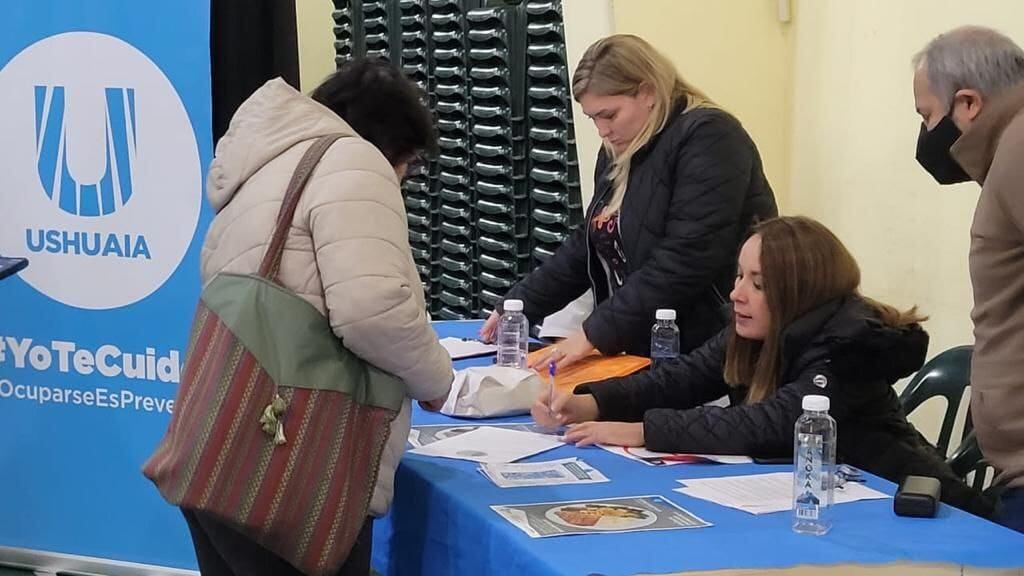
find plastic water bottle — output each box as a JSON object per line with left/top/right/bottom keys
{"left": 793, "top": 394, "right": 837, "bottom": 535}
{"left": 496, "top": 299, "right": 529, "bottom": 369}
{"left": 650, "top": 309, "right": 680, "bottom": 369}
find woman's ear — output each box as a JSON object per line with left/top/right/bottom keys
{"left": 637, "top": 82, "right": 655, "bottom": 110}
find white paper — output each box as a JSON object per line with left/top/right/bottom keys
{"left": 480, "top": 457, "right": 609, "bottom": 488}
{"left": 538, "top": 291, "right": 594, "bottom": 339}
{"left": 673, "top": 472, "right": 889, "bottom": 515}
{"left": 409, "top": 426, "right": 563, "bottom": 463}
{"left": 439, "top": 337, "right": 498, "bottom": 359}
{"left": 408, "top": 423, "right": 541, "bottom": 448}
{"left": 597, "top": 444, "right": 753, "bottom": 466}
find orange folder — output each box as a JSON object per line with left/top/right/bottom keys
{"left": 527, "top": 345, "right": 651, "bottom": 391}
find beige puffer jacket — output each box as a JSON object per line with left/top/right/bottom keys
{"left": 199, "top": 78, "right": 452, "bottom": 516}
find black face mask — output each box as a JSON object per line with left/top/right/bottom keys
{"left": 916, "top": 115, "right": 971, "bottom": 184}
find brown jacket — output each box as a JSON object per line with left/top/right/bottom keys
{"left": 952, "top": 84, "right": 1024, "bottom": 488}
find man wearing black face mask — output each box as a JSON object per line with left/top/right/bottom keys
{"left": 913, "top": 26, "right": 1024, "bottom": 533}
{"left": 915, "top": 105, "right": 972, "bottom": 184}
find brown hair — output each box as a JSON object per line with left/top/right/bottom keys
{"left": 724, "top": 216, "right": 926, "bottom": 404}
{"left": 572, "top": 34, "right": 713, "bottom": 217}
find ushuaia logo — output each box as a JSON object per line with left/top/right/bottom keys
{"left": 36, "top": 86, "right": 138, "bottom": 217}
{"left": 0, "top": 32, "right": 202, "bottom": 309}
{"left": 29, "top": 85, "right": 150, "bottom": 260}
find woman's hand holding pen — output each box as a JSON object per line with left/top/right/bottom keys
{"left": 531, "top": 389, "right": 598, "bottom": 430}
{"left": 531, "top": 389, "right": 643, "bottom": 447}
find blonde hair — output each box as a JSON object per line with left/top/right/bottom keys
{"left": 724, "top": 217, "right": 926, "bottom": 404}
{"left": 572, "top": 35, "right": 713, "bottom": 217}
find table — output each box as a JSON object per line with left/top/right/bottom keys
{"left": 371, "top": 321, "right": 1024, "bottom": 576}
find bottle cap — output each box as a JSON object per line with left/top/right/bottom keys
{"left": 503, "top": 299, "right": 524, "bottom": 312}
{"left": 655, "top": 309, "right": 676, "bottom": 321}
{"left": 802, "top": 395, "right": 830, "bottom": 412}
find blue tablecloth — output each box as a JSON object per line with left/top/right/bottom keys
{"left": 371, "top": 321, "right": 1024, "bottom": 575}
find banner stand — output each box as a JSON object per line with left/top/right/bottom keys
{"left": 0, "top": 546, "right": 197, "bottom": 576}
{"left": 0, "top": 1, "right": 213, "bottom": 571}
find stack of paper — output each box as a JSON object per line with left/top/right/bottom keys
{"left": 598, "top": 444, "right": 753, "bottom": 466}
{"left": 480, "top": 457, "right": 609, "bottom": 488}
{"left": 408, "top": 425, "right": 563, "bottom": 463}
{"left": 438, "top": 337, "right": 497, "bottom": 359}
{"left": 673, "top": 472, "right": 889, "bottom": 514}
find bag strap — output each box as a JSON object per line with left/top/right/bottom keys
{"left": 258, "top": 134, "right": 345, "bottom": 280}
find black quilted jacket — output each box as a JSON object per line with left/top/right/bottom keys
{"left": 504, "top": 105, "right": 777, "bottom": 356}
{"left": 580, "top": 296, "right": 994, "bottom": 518}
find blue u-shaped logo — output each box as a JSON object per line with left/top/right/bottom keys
{"left": 34, "top": 85, "right": 137, "bottom": 217}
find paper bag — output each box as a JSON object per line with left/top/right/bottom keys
{"left": 440, "top": 366, "right": 543, "bottom": 418}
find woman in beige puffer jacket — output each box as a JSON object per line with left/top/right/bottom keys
{"left": 183, "top": 60, "right": 452, "bottom": 576}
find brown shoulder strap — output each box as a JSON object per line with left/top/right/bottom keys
{"left": 258, "top": 134, "right": 345, "bottom": 280}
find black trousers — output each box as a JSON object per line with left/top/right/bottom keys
{"left": 181, "top": 508, "right": 373, "bottom": 576}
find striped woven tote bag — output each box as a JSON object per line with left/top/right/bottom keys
{"left": 143, "top": 134, "right": 404, "bottom": 575}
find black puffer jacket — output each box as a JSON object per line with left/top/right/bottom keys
{"left": 580, "top": 296, "right": 994, "bottom": 518}
{"left": 504, "top": 105, "right": 777, "bottom": 356}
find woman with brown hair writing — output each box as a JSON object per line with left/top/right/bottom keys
{"left": 534, "top": 216, "right": 993, "bottom": 518}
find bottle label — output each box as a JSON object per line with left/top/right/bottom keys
{"left": 795, "top": 433, "right": 823, "bottom": 520}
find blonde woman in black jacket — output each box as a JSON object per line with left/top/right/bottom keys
{"left": 480, "top": 35, "right": 777, "bottom": 369}
{"left": 534, "top": 216, "right": 994, "bottom": 518}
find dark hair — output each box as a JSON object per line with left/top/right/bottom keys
{"left": 724, "top": 216, "right": 926, "bottom": 404}
{"left": 310, "top": 58, "right": 436, "bottom": 166}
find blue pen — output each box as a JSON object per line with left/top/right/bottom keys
{"left": 548, "top": 360, "right": 557, "bottom": 422}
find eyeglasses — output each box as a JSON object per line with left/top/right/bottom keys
{"left": 833, "top": 464, "right": 866, "bottom": 490}
{"left": 403, "top": 154, "right": 428, "bottom": 179}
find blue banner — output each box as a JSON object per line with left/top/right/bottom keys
{"left": 0, "top": 1, "right": 211, "bottom": 570}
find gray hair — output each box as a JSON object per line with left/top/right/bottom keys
{"left": 913, "top": 25, "right": 1024, "bottom": 108}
